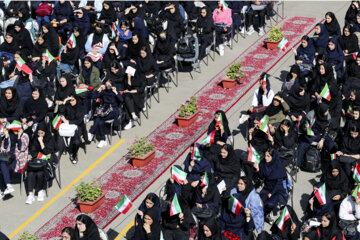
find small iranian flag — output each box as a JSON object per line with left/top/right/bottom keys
{"left": 170, "top": 193, "right": 182, "bottom": 216}
{"left": 8, "top": 120, "right": 22, "bottom": 130}
{"left": 352, "top": 52, "right": 358, "bottom": 60}
{"left": 115, "top": 194, "right": 133, "bottom": 214}
{"left": 309, "top": 35, "right": 319, "bottom": 39}
{"left": 353, "top": 163, "right": 360, "bottom": 183}
{"left": 22, "top": 122, "right": 29, "bottom": 131}
{"left": 275, "top": 207, "right": 291, "bottom": 231}
{"left": 314, "top": 183, "right": 327, "bottom": 205}
{"left": 320, "top": 83, "right": 331, "bottom": 101}
{"left": 216, "top": 114, "right": 223, "bottom": 128}
{"left": 330, "top": 153, "right": 336, "bottom": 161}
{"left": 305, "top": 121, "right": 315, "bottom": 136}
{"left": 262, "top": 74, "right": 267, "bottom": 89}
{"left": 228, "top": 195, "right": 242, "bottom": 216}
{"left": 346, "top": 105, "right": 354, "bottom": 117}
{"left": 191, "top": 144, "right": 201, "bottom": 161}
{"left": 200, "top": 172, "right": 209, "bottom": 188}
{"left": 111, "top": 23, "right": 117, "bottom": 39}
{"left": 352, "top": 185, "right": 360, "bottom": 198}
{"left": 296, "top": 118, "right": 301, "bottom": 130}
{"left": 202, "top": 130, "right": 216, "bottom": 144}
{"left": 54, "top": 102, "right": 59, "bottom": 113}
{"left": 68, "top": 33, "right": 76, "bottom": 49}
{"left": 36, "top": 152, "right": 50, "bottom": 160}
{"left": 52, "top": 114, "right": 62, "bottom": 130}
{"left": 220, "top": 0, "right": 228, "bottom": 10}
{"left": 248, "top": 144, "right": 261, "bottom": 164}
{"left": 258, "top": 115, "right": 269, "bottom": 134}
{"left": 16, "top": 56, "right": 33, "bottom": 74}
{"left": 277, "top": 37, "right": 290, "bottom": 51}
{"left": 75, "top": 87, "right": 89, "bottom": 94}
{"left": 45, "top": 49, "right": 55, "bottom": 62}
{"left": 171, "top": 165, "right": 187, "bottom": 184}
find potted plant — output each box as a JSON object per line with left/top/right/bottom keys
{"left": 129, "top": 136, "right": 156, "bottom": 168}
{"left": 75, "top": 179, "right": 106, "bottom": 213}
{"left": 175, "top": 97, "right": 199, "bottom": 127}
{"left": 222, "top": 61, "right": 245, "bottom": 89}
{"left": 18, "top": 231, "right": 40, "bottom": 240}
{"left": 264, "top": 25, "right": 284, "bottom": 50}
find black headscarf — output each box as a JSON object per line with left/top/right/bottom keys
{"left": 208, "top": 110, "right": 231, "bottom": 136}
{"left": 338, "top": 25, "right": 359, "bottom": 53}
{"left": 0, "top": 88, "right": 22, "bottom": 117}
{"left": 13, "top": 20, "right": 33, "bottom": 54}
{"left": 341, "top": 124, "right": 360, "bottom": 154}
{"left": 137, "top": 48, "right": 157, "bottom": 75}
{"left": 100, "top": 1, "right": 116, "bottom": 25}
{"left": 82, "top": 57, "right": 94, "bottom": 85}
{"left": 0, "top": 31, "right": 18, "bottom": 54}
{"left": 217, "top": 144, "right": 240, "bottom": 178}
{"left": 286, "top": 84, "right": 310, "bottom": 114}
{"left": 238, "top": 177, "right": 254, "bottom": 200}
{"left": 259, "top": 149, "right": 287, "bottom": 180}
{"left": 324, "top": 160, "right": 348, "bottom": 191}
{"left": 55, "top": 75, "right": 76, "bottom": 101}
{"left": 134, "top": 208, "right": 161, "bottom": 240}
{"left": 314, "top": 102, "right": 330, "bottom": 130}
{"left": 265, "top": 97, "right": 283, "bottom": 117}
{"left": 73, "top": 214, "right": 101, "bottom": 240}
{"left": 23, "top": 88, "right": 48, "bottom": 122}
{"left": 196, "top": 7, "right": 214, "bottom": 35}
{"left": 324, "top": 12, "right": 341, "bottom": 37}
{"left": 199, "top": 218, "right": 222, "bottom": 240}
{"left": 92, "top": 23, "right": 105, "bottom": 46}
{"left": 318, "top": 212, "right": 340, "bottom": 239}
{"left": 257, "top": 75, "right": 271, "bottom": 106}
{"left": 42, "top": 22, "right": 59, "bottom": 56}
{"left": 127, "top": 35, "right": 147, "bottom": 60}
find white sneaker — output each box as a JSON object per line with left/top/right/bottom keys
{"left": 246, "top": 27, "right": 255, "bottom": 35}
{"left": 84, "top": 113, "right": 92, "bottom": 123}
{"left": 26, "top": 194, "right": 35, "bottom": 204}
{"left": 219, "top": 44, "right": 224, "bottom": 56}
{"left": 97, "top": 140, "right": 107, "bottom": 148}
{"left": 259, "top": 28, "right": 265, "bottom": 36}
{"left": 240, "top": 27, "right": 245, "bottom": 34}
{"left": 88, "top": 132, "right": 94, "bottom": 142}
{"left": 142, "top": 106, "right": 147, "bottom": 112}
{"left": 124, "top": 121, "right": 135, "bottom": 130}
{"left": 132, "top": 114, "right": 138, "bottom": 121}
{"left": 37, "top": 190, "right": 45, "bottom": 202}
{"left": 0, "top": 192, "right": 4, "bottom": 199}
{"left": 4, "top": 185, "right": 14, "bottom": 195}
{"left": 239, "top": 114, "right": 250, "bottom": 124}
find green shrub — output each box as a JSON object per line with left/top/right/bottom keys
{"left": 179, "top": 96, "right": 198, "bottom": 118}
{"left": 226, "top": 61, "right": 245, "bottom": 80}
{"left": 18, "top": 231, "right": 40, "bottom": 240}
{"left": 75, "top": 179, "right": 103, "bottom": 202}
{"left": 129, "top": 136, "right": 155, "bottom": 158}
{"left": 267, "top": 25, "right": 284, "bottom": 42}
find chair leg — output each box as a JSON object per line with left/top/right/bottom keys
{"left": 109, "top": 122, "right": 113, "bottom": 145}
{"left": 20, "top": 173, "right": 23, "bottom": 196}
{"left": 154, "top": 85, "right": 160, "bottom": 103}
{"left": 58, "top": 160, "right": 61, "bottom": 189}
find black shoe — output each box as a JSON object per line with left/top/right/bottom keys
{"left": 70, "top": 155, "right": 78, "bottom": 164}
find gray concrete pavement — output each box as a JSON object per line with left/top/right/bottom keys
{"left": 0, "top": 1, "right": 350, "bottom": 239}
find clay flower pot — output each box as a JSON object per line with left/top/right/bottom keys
{"left": 221, "top": 78, "right": 238, "bottom": 89}
{"left": 77, "top": 191, "right": 107, "bottom": 213}
{"left": 264, "top": 39, "right": 281, "bottom": 50}
{"left": 131, "top": 148, "right": 157, "bottom": 168}
{"left": 176, "top": 110, "right": 199, "bottom": 127}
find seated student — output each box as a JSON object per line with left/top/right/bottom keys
{"left": 0, "top": 31, "right": 18, "bottom": 60}
{"left": 297, "top": 103, "right": 336, "bottom": 167}
{"left": 117, "top": 20, "right": 133, "bottom": 44}
{"left": 122, "top": 69, "right": 145, "bottom": 130}
{"left": 337, "top": 124, "right": 360, "bottom": 177}
{"left": 239, "top": 75, "right": 274, "bottom": 125}
{"left": 162, "top": 193, "right": 194, "bottom": 240}
{"left": 32, "top": 33, "right": 49, "bottom": 63}
{"left": 21, "top": 88, "right": 48, "bottom": 134}
{"left": 270, "top": 205, "right": 301, "bottom": 240}
{"left": 285, "top": 84, "right": 310, "bottom": 127}
{"left": 159, "top": 3, "right": 184, "bottom": 44}
{"left": 16, "top": 71, "right": 34, "bottom": 107}
{"left": 246, "top": 1, "right": 272, "bottom": 37}
{"left": 137, "top": 46, "right": 158, "bottom": 86}
{"left": 191, "top": 171, "right": 220, "bottom": 220}
{"left": 230, "top": 176, "right": 265, "bottom": 233}
{"left": 134, "top": 208, "right": 161, "bottom": 240}
{"left": 248, "top": 116, "right": 274, "bottom": 156}
{"left": 344, "top": 90, "right": 360, "bottom": 123}
{"left": 274, "top": 119, "right": 298, "bottom": 167}
{"left": 88, "top": 79, "right": 123, "bottom": 148}
{"left": 13, "top": 20, "right": 33, "bottom": 59}
{"left": 196, "top": 7, "right": 215, "bottom": 62}
{"left": 104, "top": 61, "right": 126, "bottom": 92}
{"left": 126, "top": 33, "right": 149, "bottom": 66}
{"left": 254, "top": 148, "right": 288, "bottom": 218}
{"left": 50, "top": 0, "right": 72, "bottom": 42}
{"left": 136, "top": 193, "right": 161, "bottom": 225}
{"left": 306, "top": 182, "right": 334, "bottom": 221}
{"left": 131, "top": 17, "right": 149, "bottom": 41}
{"left": 219, "top": 192, "right": 254, "bottom": 240}
{"left": 339, "top": 186, "right": 360, "bottom": 240}
{"left": 324, "top": 12, "right": 341, "bottom": 38}
{"left": 55, "top": 75, "right": 76, "bottom": 106}
{"left": 41, "top": 23, "right": 60, "bottom": 57}
{"left": 98, "top": 1, "right": 116, "bottom": 26}
{"left": 264, "top": 94, "right": 289, "bottom": 127}
{"left": 338, "top": 25, "right": 359, "bottom": 65}
{"left": 85, "top": 22, "right": 110, "bottom": 57}
{"left": 344, "top": 106, "right": 360, "bottom": 134}
{"left": 0, "top": 125, "right": 29, "bottom": 198}
{"left": 73, "top": 9, "right": 90, "bottom": 39}
{"left": 324, "top": 39, "right": 344, "bottom": 79}
{"left": 345, "top": 1, "right": 359, "bottom": 26}
{"left": 102, "top": 42, "right": 122, "bottom": 72}
{"left": 61, "top": 227, "right": 74, "bottom": 240}
{"left": 58, "top": 37, "right": 80, "bottom": 76}
{"left": 313, "top": 23, "right": 329, "bottom": 55}
{"left": 57, "top": 95, "right": 85, "bottom": 164}
{"left": 184, "top": 143, "right": 212, "bottom": 182}
{"left": 153, "top": 30, "right": 176, "bottom": 71}
{"left": 198, "top": 217, "right": 222, "bottom": 240}
{"left": 304, "top": 212, "right": 344, "bottom": 240}
{"left": 294, "top": 35, "right": 316, "bottom": 76}
{"left": 164, "top": 165, "right": 185, "bottom": 201}
{"left": 26, "top": 122, "right": 56, "bottom": 204}
{"left": 212, "top": 1, "right": 232, "bottom": 56}
{"left": 0, "top": 88, "right": 22, "bottom": 123}
{"left": 73, "top": 214, "right": 101, "bottom": 240}
{"left": 282, "top": 65, "right": 305, "bottom": 95}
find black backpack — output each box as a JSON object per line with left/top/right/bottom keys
{"left": 177, "top": 35, "right": 196, "bottom": 58}
{"left": 301, "top": 145, "right": 321, "bottom": 172}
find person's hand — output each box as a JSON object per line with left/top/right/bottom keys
{"left": 355, "top": 196, "right": 360, "bottom": 205}
{"left": 336, "top": 151, "right": 343, "bottom": 156}
{"left": 28, "top": 121, "right": 34, "bottom": 127}
{"left": 296, "top": 60, "right": 303, "bottom": 64}
{"left": 244, "top": 208, "right": 251, "bottom": 217}
{"left": 268, "top": 193, "right": 272, "bottom": 198}
{"left": 179, "top": 212, "right": 184, "bottom": 220}
{"left": 196, "top": 203, "right": 202, "bottom": 209}
{"left": 298, "top": 115, "right": 303, "bottom": 121}
{"left": 223, "top": 186, "right": 227, "bottom": 192}
{"left": 112, "top": 87, "right": 118, "bottom": 95}
{"left": 137, "top": 209, "right": 144, "bottom": 217}
{"left": 38, "top": 136, "right": 44, "bottom": 142}
{"left": 332, "top": 195, "right": 341, "bottom": 201}
{"left": 98, "top": 85, "right": 105, "bottom": 91}
{"left": 354, "top": 1, "right": 359, "bottom": 8}
{"left": 79, "top": 84, "right": 87, "bottom": 88}
{"left": 290, "top": 115, "right": 297, "bottom": 122}
{"left": 183, "top": 179, "right": 188, "bottom": 185}
{"left": 309, "top": 197, "right": 314, "bottom": 205}
{"left": 291, "top": 222, "right": 296, "bottom": 233}
{"left": 18, "top": 128, "right": 23, "bottom": 138}
{"left": 253, "top": 161, "right": 259, "bottom": 171}
{"left": 143, "top": 223, "right": 151, "bottom": 233}
{"left": 21, "top": 118, "right": 26, "bottom": 124}
{"left": 248, "top": 127, "right": 254, "bottom": 135}
{"left": 130, "top": 59, "right": 136, "bottom": 64}
{"left": 169, "top": 177, "right": 174, "bottom": 183}
{"left": 248, "top": 106, "right": 254, "bottom": 112}
{"left": 317, "top": 139, "right": 324, "bottom": 150}
{"left": 268, "top": 134, "right": 274, "bottom": 143}
{"left": 191, "top": 181, "right": 199, "bottom": 188}
{"left": 29, "top": 73, "right": 33, "bottom": 82}
{"left": 292, "top": 48, "right": 297, "bottom": 56}
{"left": 123, "top": 44, "right": 128, "bottom": 48}
{"left": 61, "top": 115, "right": 69, "bottom": 123}
{"left": 190, "top": 160, "right": 195, "bottom": 167}
{"left": 263, "top": 86, "right": 268, "bottom": 95}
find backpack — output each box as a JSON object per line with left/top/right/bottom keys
{"left": 301, "top": 145, "right": 321, "bottom": 172}
{"left": 177, "top": 35, "right": 196, "bottom": 58}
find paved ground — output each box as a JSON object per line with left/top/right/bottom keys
{"left": 0, "top": 1, "right": 351, "bottom": 239}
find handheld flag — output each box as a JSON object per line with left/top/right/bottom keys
{"left": 353, "top": 163, "right": 360, "bottom": 183}
{"left": 54, "top": 102, "right": 59, "bottom": 113}
{"left": 115, "top": 195, "right": 133, "bottom": 214}
{"left": 16, "top": 56, "right": 33, "bottom": 74}
{"left": 52, "top": 114, "right": 62, "bottom": 130}
{"left": 228, "top": 195, "right": 242, "bottom": 216}
{"left": 171, "top": 165, "right": 187, "bottom": 185}
{"left": 22, "top": 122, "right": 29, "bottom": 131}
{"left": 309, "top": 35, "right": 319, "bottom": 39}
{"left": 352, "top": 185, "right": 360, "bottom": 198}
{"left": 320, "top": 83, "right": 331, "bottom": 101}
{"left": 330, "top": 153, "right": 336, "bottom": 161}
{"left": 7, "top": 120, "right": 22, "bottom": 130}
{"left": 346, "top": 105, "right": 354, "bottom": 117}
{"left": 75, "top": 87, "right": 89, "bottom": 95}
{"left": 45, "top": 49, "right": 55, "bottom": 62}
{"left": 191, "top": 144, "right": 202, "bottom": 161}
{"left": 68, "top": 33, "right": 76, "bottom": 49}
{"left": 277, "top": 37, "right": 290, "bottom": 51}
{"left": 275, "top": 207, "right": 291, "bottom": 231}
{"left": 262, "top": 74, "right": 267, "bottom": 89}
{"left": 202, "top": 130, "right": 216, "bottom": 144}
{"left": 220, "top": 0, "right": 228, "bottom": 10}
{"left": 296, "top": 118, "right": 300, "bottom": 130}
{"left": 248, "top": 144, "right": 261, "bottom": 164}
{"left": 258, "top": 115, "right": 269, "bottom": 134}
{"left": 36, "top": 152, "right": 50, "bottom": 160}
{"left": 314, "top": 183, "right": 327, "bottom": 205}
{"left": 111, "top": 23, "right": 117, "bottom": 39}
{"left": 305, "top": 121, "right": 315, "bottom": 136}
{"left": 170, "top": 193, "right": 182, "bottom": 216}
{"left": 216, "top": 114, "right": 223, "bottom": 128}
{"left": 200, "top": 172, "right": 209, "bottom": 188}
{"left": 352, "top": 52, "right": 358, "bottom": 60}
